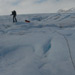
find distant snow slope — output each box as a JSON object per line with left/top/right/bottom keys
{"left": 58, "top": 8, "right": 75, "bottom": 13}
{"left": 0, "top": 13, "right": 75, "bottom": 75}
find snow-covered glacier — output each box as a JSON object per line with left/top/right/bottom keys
{"left": 0, "top": 13, "right": 75, "bottom": 75}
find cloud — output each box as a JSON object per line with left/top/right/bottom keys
{"left": 34, "top": 0, "right": 47, "bottom": 3}
{"left": 0, "top": 0, "right": 75, "bottom": 15}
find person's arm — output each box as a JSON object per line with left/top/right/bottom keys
{"left": 10, "top": 11, "right": 13, "bottom": 16}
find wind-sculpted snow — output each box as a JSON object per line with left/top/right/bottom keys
{"left": 43, "top": 39, "right": 51, "bottom": 54}
{"left": 59, "top": 15, "right": 71, "bottom": 21}
{"left": 0, "top": 13, "right": 75, "bottom": 75}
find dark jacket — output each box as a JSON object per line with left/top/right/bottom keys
{"left": 11, "top": 10, "right": 17, "bottom": 17}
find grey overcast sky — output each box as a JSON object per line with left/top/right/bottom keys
{"left": 0, "top": 0, "right": 75, "bottom": 15}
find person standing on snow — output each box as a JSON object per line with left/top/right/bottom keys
{"left": 11, "top": 10, "right": 17, "bottom": 22}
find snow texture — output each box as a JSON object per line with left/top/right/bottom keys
{"left": 0, "top": 13, "right": 75, "bottom": 75}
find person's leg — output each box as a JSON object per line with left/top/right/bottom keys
{"left": 15, "top": 17, "right": 17, "bottom": 22}
{"left": 13, "top": 16, "right": 15, "bottom": 22}
{"left": 14, "top": 15, "right": 17, "bottom": 22}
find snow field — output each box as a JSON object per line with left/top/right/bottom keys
{"left": 0, "top": 13, "right": 75, "bottom": 75}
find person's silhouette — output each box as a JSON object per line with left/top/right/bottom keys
{"left": 11, "top": 10, "right": 17, "bottom": 22}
